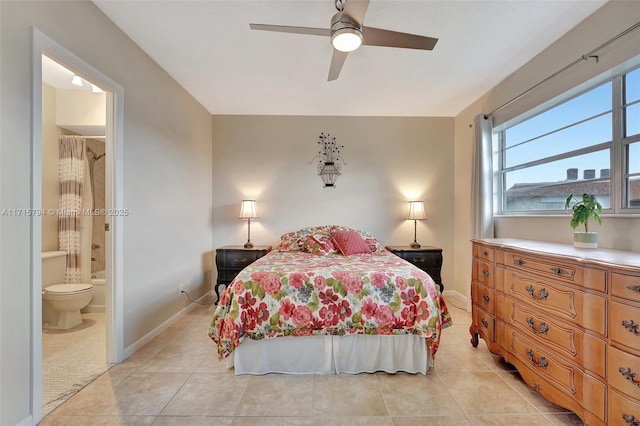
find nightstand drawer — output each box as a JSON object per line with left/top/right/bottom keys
{"left": 401, "top": 251, "right": 440, "bottom": 268}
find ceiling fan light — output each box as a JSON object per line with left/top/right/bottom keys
{"left": 331, "top": 28, "right": 362, "bottom": 52}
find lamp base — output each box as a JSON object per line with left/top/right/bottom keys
{"left": 244, "top": 241, "right": 254, "bottom": 249}
{"left": 410, "top": 242, "right": 421, "bottom": 249}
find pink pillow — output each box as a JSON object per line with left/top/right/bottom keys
{"left": 304, "top": 234, "right": 337, "bottom": 256}
{"left": 330, "top": 230, "right": 372, "bottom": 256}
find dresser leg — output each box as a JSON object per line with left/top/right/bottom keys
{"left": 469, "top": 327, "right": 479, "bottom": 347}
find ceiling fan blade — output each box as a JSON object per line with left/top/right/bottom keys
{"left": 249, "top": 23, "right": 331, "bottom": 37}
{"left": 362, "top": 26, "right": 438, "bottom": 50}
{"left": 328, "top": 49, "right": 349, "bottom": 81}
{"left": 342, "top": 0, "right": 370, "bottom": 26}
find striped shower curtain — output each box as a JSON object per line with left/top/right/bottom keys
{"left": 59, "top": 135, "right": 86, "bottom": 283}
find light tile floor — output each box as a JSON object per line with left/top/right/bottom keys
{"left": 42, "top": 297, "right": 586, "bottom": 425}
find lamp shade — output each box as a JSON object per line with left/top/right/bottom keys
{"left": 407, "top": 201, "right": 427, "bottom": 220}
{"left": 239, "top": 200, "right": 259, "bottom": 220}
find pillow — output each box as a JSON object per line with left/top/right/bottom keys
{"left": 329, "top": 225, "right": 385, "bottom": 253}
{"left": 303, "top": 234, "right": 337, "bottom": 256}
{"left": 330, "top": 230, "right": 372, "bottom": 256}
{"left": 276, "top": 225, "right": 331, "bottom": 251}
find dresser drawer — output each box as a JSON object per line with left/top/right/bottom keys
{"left": 474, "top": 244, "right": 495, "bottom": 263}
{"left": 506, "top": 301, "right": 581, "bottom": 360}
{"left": 611, "top": 300, "right": 640, "bottom": 352}
{"left": 473, "top": 306, "right": 494, "bottom": 342}
{"left": 504, "top": 271, "right": 607, "bottom": 336}
{"left": 474, "top": 259, "right": 494, "bottom": 287}
{"left": 472, "top": 281, "right": 494, "bottom": 314}
{"left": 613, "top": 272, "right": 640, "bottom": 304}
{"left": 506, "top": 327, "right": 581, "bottom": 398}
{"left": 608, "top": 345, "right": 640, "bottom": 401}
{"left": 505, "top": 251, "right": 582, "bottom": 282}
{"left": 609, "top": 389, "right": 640, "bottom": 426}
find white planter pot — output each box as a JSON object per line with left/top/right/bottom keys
{"left": 574, "top": 232, "right": 598, "bottom": 249}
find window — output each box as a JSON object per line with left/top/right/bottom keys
{"left": 497, "top": 65, "right": 640, "bottom": 213}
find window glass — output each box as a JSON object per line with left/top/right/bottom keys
{"left": 628, "top": 176, "right": 640, "bottom": 207}
{"left": 626, "top": 67, "right": 640, "bottom": 104}
{"left": 630, "top": 142, "right": 640, "bottom": 174}
{"left": 505, "top": 113, "right": 611, "bottom": 168}
{"left": 505, "top": 82, "right": 611, "bottom": 149}
{"left": 626, "top": 102, "right": 640, "bottom": 137}
{"left": 503, "top": 150, "right": 611, "bottom": 211}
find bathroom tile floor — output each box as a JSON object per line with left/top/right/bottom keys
{"left": 41, "top": 297, "right": 586, "bottom": 425}
{"left": 42, "top": 312, "right": 109, "bottom": 417}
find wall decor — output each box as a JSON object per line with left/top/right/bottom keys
{"left": 310, "top": 132, "right": 346, "bottom": 188}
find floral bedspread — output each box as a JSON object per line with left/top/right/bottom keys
{"left": 208, "top": 250, "right": 452, "bottom": 360}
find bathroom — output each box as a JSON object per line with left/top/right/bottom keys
{"left": 41, "top": 55, "right": 109, "bottom": 415}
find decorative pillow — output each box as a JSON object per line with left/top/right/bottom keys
{"left": 330, "top": 230, "right": 372, "bottom": 256}
{"left": 329, "top": 225, "right": 385, "bottom": 253}
{"left": 303, "top": 234, "right": 337, "bottom": 256}
{"left": 276, "top": 225, "right": 331, "bottom": 251}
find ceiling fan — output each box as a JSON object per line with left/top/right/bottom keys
{"left": 250, "top": 0, "right": 438, "bottom": 81}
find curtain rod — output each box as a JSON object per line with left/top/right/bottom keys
{"left": 486, "top": 20, "right": 640, "bottom": 118}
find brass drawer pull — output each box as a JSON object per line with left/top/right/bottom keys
{"left": 526, "top": 317, "right": 549, "bottom": 335}
{"left": 526, "top": 285, "right": 549, "bottom": 301}
{"left": 623, "top": 414, "right": 640, "bottom": 426}
{"left": 550, "top": 267, "right": 568, "bottom": 275}
{"left": 526, "top": 348, "right": 548, "bottom": 369}
{"left": 233, "top": 257, "right": 250, "bottom": 266}
{"left": 618, "top": 367, "right": 640, "bottom": 388}
{"left": 628, "top": 285, "right": 640, "bottom": 293}
{"left": 622, "top": 319, "right": 640, "bottom": 336}
{"left": 481, "top": 318, "right": 489, "bottom": 329}
{"left": 515, "top": 258, "right": 525, "bottom": 266}
{"left": 482, "top": 270, "right": 490, "bottom": 278}
{"left": 482, "top": 294, "right": 490, "bottom": 303}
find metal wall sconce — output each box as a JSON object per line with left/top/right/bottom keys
{"left": 310, "top": 132, "right": 346, "bottom": 188}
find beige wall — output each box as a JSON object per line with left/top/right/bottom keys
{"left": 56, "top": 88, "right": 106, "bottom": 128}
{"left": 212, "top": 115, "right": 455, "bottom": 291}
{"left": 453, "top": 1, "right": 640, "bottom": 301}
{"left": 1, "top": 2, "right": 212, "bottom": 424}
{"left": 42, "top": 83, "right": 60, "bottom": 252}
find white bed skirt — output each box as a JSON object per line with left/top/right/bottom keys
{"left": 226, "top": 334, "right": 432, "bottom": 375}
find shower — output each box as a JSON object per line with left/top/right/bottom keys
{"left": 86, "top": 145, "right": 105, "bottom": 209}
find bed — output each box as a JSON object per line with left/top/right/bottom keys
{"left": 208, "top": 225, "right": 452, "bottom": 375}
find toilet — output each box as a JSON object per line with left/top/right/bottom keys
{"left": 42, "top": 251, "right": 94, "bottom": 330}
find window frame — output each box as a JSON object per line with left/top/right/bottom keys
{"left": 494, "top": 64, "right": 640, "bottom": 216}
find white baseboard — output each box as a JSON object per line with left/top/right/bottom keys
{"left": 442, "top": 289, "right": 470, "bottom": 311}
{"left": 123, "top": 292, "right": 211, "bottom": 359}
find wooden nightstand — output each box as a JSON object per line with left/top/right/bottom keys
{"left": 385, "top": 245, "right": 444, "bottom": 293}
{"left": 215, "top": 245, "right": 271, "bottom": 303}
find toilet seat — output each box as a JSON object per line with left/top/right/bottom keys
{"left": 43, "top": 283, "right": 93, "bottom": 295}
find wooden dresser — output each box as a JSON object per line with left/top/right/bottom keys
{"left": 469, "top": 238, "right": 640, "bottom": 426}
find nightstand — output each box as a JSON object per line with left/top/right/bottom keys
{"left": 385, "top": 245, "right": 444, "bottom": 293}
{"left": 215, "top": 245, "right": 271, "bottom": 303}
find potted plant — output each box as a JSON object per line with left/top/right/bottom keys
{"left": 564, "top": 193, "right": 603, "bottom": 248}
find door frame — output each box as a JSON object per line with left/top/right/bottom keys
{"left": 31, "top": 28, "right": 124, "bottom": 423}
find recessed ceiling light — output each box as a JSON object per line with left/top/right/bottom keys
{"left": 91, "top": 84, "right": 103, "bottom": 94}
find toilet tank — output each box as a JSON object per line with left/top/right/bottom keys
{"left": 42, "top": 251, "right": 67, "bottom": 288}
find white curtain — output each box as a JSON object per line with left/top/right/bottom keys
{"left": 470, "top": 114, "right": 494, "bottom": 239}
{"left": 58, "top": 135, "right": 86, "bottom": 283}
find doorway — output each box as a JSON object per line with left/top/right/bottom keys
{"left": 31, "top": 29, "right": 124, "bottom": 424}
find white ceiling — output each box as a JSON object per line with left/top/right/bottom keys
{"left": 92, "top": 0, "right": 606, "bottom": 117}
